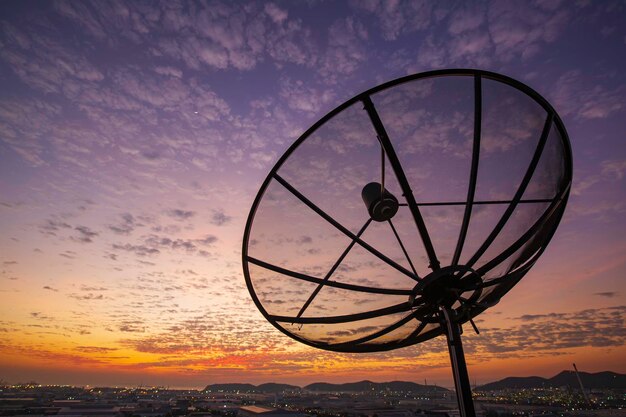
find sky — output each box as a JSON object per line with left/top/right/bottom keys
{"left": 0, "top": 0, "right": 625, "bottom": 389}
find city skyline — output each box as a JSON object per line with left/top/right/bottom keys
{"left": 0, "top": 1, "right": 625, "bottom": 388}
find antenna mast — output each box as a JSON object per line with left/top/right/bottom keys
{"left": 573, "top": 363, "right": 591, "bottom": 406}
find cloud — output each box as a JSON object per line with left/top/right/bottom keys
{"left": 601, "top": 159, "right": 626, "bottom": 180}
{"left": 279, "top": 79, "right": 335, "bottom": 114}
{"left": 59, "top": 251, "right": 77, "bottom": 259}
{"left": 40, "top": 220, "right": 99, "bottom": 243}
{"left": 30, "top": 312, "right": 54, "bottom": 320}
{"left": 120, "top": 311, "right": 279, "bottom": 355}
{"left": 111, "top": 233, "right": 217, "bottom": 259}
{"left": 487, "top": 0, "right": 572, "bottom": 61}
{"left": 448, "top": 5, "right": 486, "bottom": 35}
{"left": 297, "top": 235, "right": 313, "bottom": 245}
{"left": 74, "top": 346, "right": 119, "bottom": 354}
{"left": 210, "top": 210, "right": 232, "bottom": 226}
{"left": 118, "top": 321, "right": 146, "bottom": 333}
{"left": 69, "top": 293, "right": 105, "bottom": 301}
{"left": 80, "top": 285, "right": 108, "bottom": 292}
{"left": 550, "top": 70, "right": 625, "bottom": 120}
{"left": 43, "top": 286, "right": 59, "bottom": 292}
{"left": 516, "top": 312, "right": 566, "bottom": 321}
{"left": 144, "top": 235, "right": 196, "bottom": 251}
{"left": 248, "top": 150, "right": 277, "bottom": 169}
{"left": 154, "top": 66, "right": 183, "bottom": 78}
{"left": 50, "top": 1, "right": 316, "bottom": 72}
{"left": 327, "top": 326, "right": 380, "bottom": 337}
{"left": 39, "top": 219, "right": 72, "bottom": 236}
{"left": 197, "top": 235, "right": 218, "bottom": 246}
{"left": 0, "top": 98, "right": 64, "bottom": 166}
{"left": 408, "top": 28, "right": 495, "bottom": 70}
{"left": 73, "top": 226, "right": 98, "bottom": 243}
{"left": 350, "top": 0, "right": 436, "bottom": 41}
{"left": 265, "top": 18, "right": 317, "bottom": 68}
{"left": 112, "top": 243, "right": 160, "bottom": 257}
{"left": 467, "top": 306, "right": 626, "bottom": 355}
{"left": 0, "top": 1, "right": 316, "bottom": 179}
{"left": 52, "top": 1, "right": 108, "bottom": 40}
{"left": 571, "top": 158, "right": 626, "bottom": 223}
{"left": 569, "top": 200, "right": 625, "bottom": 220}
{"left": 594, "top": 292, "right": 618, "bottom": 298}
{"left": 264, "top": 3, "right": 288, "bottom": 24}
{"left": 392, "top": 1, "right": 580, "bottom": 72}
{"left": 109, "top": 213, "right": 139, "bottom": 235}
{"left": 318, "top": 17, "right": 369, "bottom": 82}
{"left": 0, "top": 21, "right": 104, "bottom": 94}
{"left": 166, "top": 209, "right": 196, "bottom": 220}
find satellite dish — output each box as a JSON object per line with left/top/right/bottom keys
{"left": 242, "top": 69, "right": 572, "bottom": 417}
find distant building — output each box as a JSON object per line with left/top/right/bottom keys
{"left": 55, "top": 404, "right": 122, "bottom": 417}
{"left": 352, "top": 408, "right": 414, "bottom": 417}
{"left": 238, "top": 405, "right": 309, "bottom": 417}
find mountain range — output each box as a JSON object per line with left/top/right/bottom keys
{"left": 477, "top": 371, "right": 625, "bottom": 391}
{"left": 203, "top": 371, "right": 625, "bottom": 393}
{"left": 304, "top": 381, "right": 449, "bottom": 393}
{"left": 204, "top": 380, "right": 447, "bottom": 393}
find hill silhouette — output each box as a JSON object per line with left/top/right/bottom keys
{"left": 203, "top": 371, "right": 624, "bottom": 393}
{"left": 478, "top": 371, "right": 625, "bottom": 391}
{"left": 304, "top": 380, "right": 448, "bottom": 393}
{"left": 204, "top": 380, "right": 447, "bottom": 393}
{"left": 204, "top": 383, "right": 299, "bottom": 392}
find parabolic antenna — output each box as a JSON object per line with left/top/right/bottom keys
{"left": 243, "top": 69, "right": 572, "bottom": 416}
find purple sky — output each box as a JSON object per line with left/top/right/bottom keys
{"left": 0, "top": 0, "right": 624, "bottom": 388}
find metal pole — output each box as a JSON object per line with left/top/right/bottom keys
{"left": 440, "top": 307, "right": 476, "bottom": 417}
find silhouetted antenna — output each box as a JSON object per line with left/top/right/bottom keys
{"left": 243, "top": 69, "right": 572, "bottom": 417}
{"left": 573, "top": 363, "right": 591, "bottom": 406}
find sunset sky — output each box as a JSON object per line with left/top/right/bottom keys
{"left": 0, "top": 0, "right": 625, "bottom": 389}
